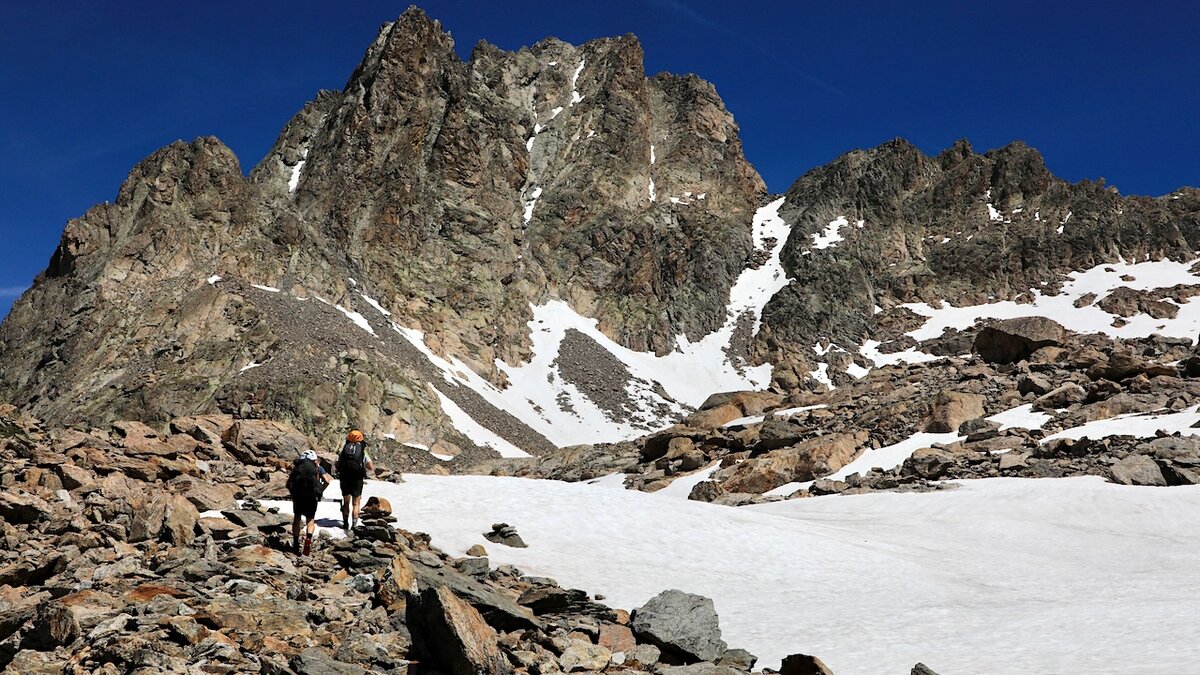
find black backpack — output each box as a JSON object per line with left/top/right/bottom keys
{"left": 336, "top": 441, "right": 367, "bottom": 480}
{"left": 287, "top": 458, "right": 323, "bottom": 501}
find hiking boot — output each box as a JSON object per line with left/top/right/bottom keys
{"left": 302, "top": 535, "right": 312, "bottom": 557}
{"left": 342, "top": 518, "right": 349, "bottom": 531}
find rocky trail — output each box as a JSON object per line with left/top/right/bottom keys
{"left": 0, "top": 406, "right": 868, "bottom": 674}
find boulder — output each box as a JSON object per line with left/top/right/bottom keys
{"left": 1017, "top": 374, "right": 1052, "bottom": 396}
{"left": 1035, "top": 383, "right": 1087, "bottom": 409}
{"left": 779, "top": 653, "right": 835, "bottom": 675}
{"left": 362, "top": 496, "right": 392, "bottom": 516}
{"left": 973, "top": 317, "right": 1066, "bottom": 363}
{"left": 923, "top": 390, "right": 985, "bottom": 433}
{"left": 1110, "top": 455, "right": 1167, "bottom": 486}
{"left": 599, "top": 623, "right": 636, "bottom": 653}
{"left": 406, "top": 586, "right": 512, "bottom": 675}
{"left": 630, "top": 590, "right": 726, "bottom": 663}
{"left": 221, "top": 419, "right": 313, "bottom": 466}
{"left": 719, "top": 431, "right": 867, "bottom": 494}
{"left": 912, "top": 664, "right": 941, "bottom": 675}
{"left": 0, "top": 490, "right": 52, "bottom": 524}
{"left": 559, "top": 640, "right": 612, "bottom": 672}
{"left": 902, "top": 447, "right": 959, "bottom": 480}
{"left": 20, "top": 603, "right": 79, "bottom": 651}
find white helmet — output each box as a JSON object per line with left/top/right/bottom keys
{"left": 300, "top": 450, "right": 318, "bottom": 462}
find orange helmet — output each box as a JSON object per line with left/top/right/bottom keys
{"left": 347, "top": 429, "right": 364, "bottom": 443}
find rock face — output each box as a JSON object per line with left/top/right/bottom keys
{"left": 0, "top": 7, "right": 763, "bottom": 458}
{"left": 631, "top": 589, "right": 728, "bottom": 663}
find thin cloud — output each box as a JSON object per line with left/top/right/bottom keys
{"left": 651, "top": 0, "right": 845, "bottom": 97}
{"left": 0, "top": 285, "right": 29, "bottom": 299}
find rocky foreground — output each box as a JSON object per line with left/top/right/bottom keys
{"left": 485, "top": 316, "right": 1200, "bottom": 502}
{"left": 0, "top": 405, "right": 953, "bottom": 674}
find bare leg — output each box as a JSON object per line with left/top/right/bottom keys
{"left": 292, "top": 514, "right": 302, "bottom": 552}
{"left": 352, "top": 494, "right": 363, "bottom": 526}
{"left": 341, "top": 495, "right": 351, "bottom": 529}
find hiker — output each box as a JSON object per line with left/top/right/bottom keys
{"left": 336, "top": 429, "right": 376, "bottom": 531}
{"left": 286, "top": 449, "right": 331, "bottom": 556}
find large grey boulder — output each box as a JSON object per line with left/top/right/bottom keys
{"left": 631, "top": 590, "right": 727, "bottom": 663}
{"left": 973, "top": 316, "right": 1066, "bottom": 363}
{"left": 1110, "top": 455, "right": 1167, "bottom": 486}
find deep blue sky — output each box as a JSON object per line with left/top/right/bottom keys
{"left": 2, "top": 1, "right": 1198, "bottom": 318}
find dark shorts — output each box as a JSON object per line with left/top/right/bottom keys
{"left": 340, "top": 477, "right": 364, "bottom": 498}
{"left": 293, "top": 497, "right": 318, "bottom": 520}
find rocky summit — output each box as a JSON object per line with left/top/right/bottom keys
{"left": 2, "top": 5, "right": 1200, "bottom": 674}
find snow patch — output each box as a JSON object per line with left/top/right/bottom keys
{"left": 723, "top": 404, "right": 829, "bottom": 428}
{"left": 250, "top": 284, "right": 280, "bottom": 293}
{"left": 648, "top": 177, "right": 656, "bottom": 202}
{"left": 432, "top": 387, "right": 529, "bottom": 458}
{"left": 569, "top": 60, "right": 585, "bottom": 105}
{"left": 287, "top": 148, "right": 308, "bottom": 194}
{"left": 1041, "top": 405, "right": 1200, "bottom": 443}
{"left": 523, "top": 187, "right": 543, "bottom": 225}
{"left": 360, "top": 294, "right": 391, "bottom": 317}
{"left": 987, "top": 404, "right": 1052, "bottom": 431}
{"left": 206, "top": 275, "right": 222, "bottom": 285}
{"left": 812, "top": 216, "right": 847, "bottom": 249}
{"left": 900, "top": 258, "right": 1200, "bottom": 343}
{"left": 254, "top": 473, "right": 1200, "bottom": 673}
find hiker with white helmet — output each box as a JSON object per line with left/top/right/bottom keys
{"left": 286, "top": 449, "right": 331, "bottom": 556}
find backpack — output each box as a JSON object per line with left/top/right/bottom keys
{"left": 287, "top": 458, "right": 323, "bottom": 501}
{"left": 336, "top": 441, "right": 367, "bottom": 480}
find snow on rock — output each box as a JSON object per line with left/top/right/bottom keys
{"left": 859, "top": 339, "right": 941, "bottom": 368}
{"left": 648, "top": 177, "right": 657, "bottom": 202}
{"left": 723, "top": 404, "right": 828, "bottom": 428}
{"left": 987, "top": 403, "right": 1052, "bottom": 431}
{"left": 650, "top": 144, "right": 656, "bottom": 164}
{"left": 250, "top": 284, "right": 280, "bottom": 293}
{"left": 826, "top": 431, "right": 964, "bottom": 483}
{"left": 811, "top": 216, "right": 847, "bottom": 249}
{"left": 845, "top": 361, "right": 870, "bottom": 379}
{"left": 360, "top": 293, "right": 391, "bottom": 317}
{"left": 1041, "top": 405, "right": 1200, "bottom": 443}
{"left": 432, "top": 387, "right": 529, "bottom": 458}
{"left": 288, "top": 148, "right": 308, "bottom": 194}
{"left": 523, "top": 186, "right": 543, "bottom": 225}
{"left": 316, "top": 297, "right": 376, "bottom": 337}
{"left": 569, "top": 60, "right": 585, "bottom": 105}
{"left": 206, "top": 275, "right": 222, "bottom": 285}
{"left": 258, "top": 473, "right": 1200, "bottom": 674}
{"left": 238, "top": 362, "right": 263, "bottom": 374}
{"left": 370, "top": 200, "right": 795, "bottom": 447}
{"left": 808, "top": 362, "right": 833, "bottom": 389}
{"left": 901, "top": 258, "right": 1200, "bottom": 343}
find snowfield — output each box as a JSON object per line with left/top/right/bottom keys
{"left": 262, "top": 474, "right": 1200, "bottom": 674}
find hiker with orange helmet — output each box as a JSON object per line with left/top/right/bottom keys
{"left": 335, "top": 429, "right": 375, "bottom": 531}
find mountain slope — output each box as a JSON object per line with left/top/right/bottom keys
{"left": 2, "top": 8, "right": 1199, "bottom": 464}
